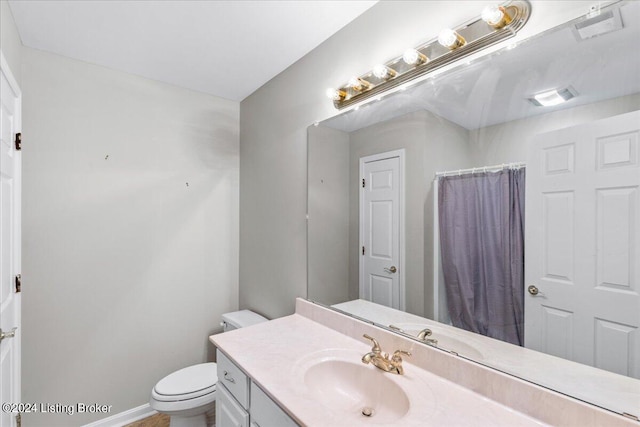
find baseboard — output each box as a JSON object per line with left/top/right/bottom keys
{"left": 82, "top": 403, "right": 156, "bottom": 427}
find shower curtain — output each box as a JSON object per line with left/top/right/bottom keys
{"left": 438, "top": 168, "right": 525, "bottom": 346}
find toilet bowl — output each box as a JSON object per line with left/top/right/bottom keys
{"left": 149, "top": 310, "right": 268, "bottom": 427}
{"left": 150, "top": 363, "right": 217, "bottom": 427}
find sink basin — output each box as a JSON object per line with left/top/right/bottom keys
{"left": 390, "top": 323, "right": 484, "bottom": 360}
{"left": 291, "top": 348, "right": 435, "bottom": 425}
{"left": 303, "top": 358, "right": 410, "bottom": 424}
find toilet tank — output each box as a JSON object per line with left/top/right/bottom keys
{"left": 221, "top": 310, "right": 268, "bottom": 332}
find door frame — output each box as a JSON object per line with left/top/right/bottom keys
{"left": 0, "top": 49, "right": 22, "bottom": 414}
{"left": 358, "top": 149, "right": 405, "bottom": 311}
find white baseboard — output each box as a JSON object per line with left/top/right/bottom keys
{"left": 82, "top": 403, "right": 157, "bottom": 427}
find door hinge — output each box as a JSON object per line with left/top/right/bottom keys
{"left": 15, "top": 274, "right": 21, "bottom": 293}
{"left": 16, "top": 413, "right": 21, "bottom": 427}
{"left": 362, "top": 246, "right": 365, "bottom": 255}
{"left": 362, "top": 178, "right": 365, "bottom": 188}
{"left": 14, "top": 133, "right": 21, "bottom": 151}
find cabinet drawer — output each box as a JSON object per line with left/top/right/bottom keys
{"left": 217, "top": 350, "right": 250, "bottom": 409}
{"left": 250, "top": 382, "right": 298, "bottom": 427}
{"left": 217, "top": 383, "right": 249, "bottom": 427}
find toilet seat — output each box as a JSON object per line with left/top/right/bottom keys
{"left": 152, "top": 363, "right": 218, "bottom": 402}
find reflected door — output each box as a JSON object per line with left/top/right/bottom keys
{"left": 525, "top": 110, "right": 640, "bottom": 378}
{"left": 359, "top": 151, "right": 404, "bottom": 310}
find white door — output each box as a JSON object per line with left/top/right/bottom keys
{"left": 0, "top": 53, "right": 22, "bottom": 427}
{"left": 525, "top": 110, "right": 640, "bottom": 378}
{"left": 359, "top": 150, "right": 404, "bottom": 310}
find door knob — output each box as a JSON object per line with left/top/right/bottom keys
{"left": 528, "top": 285, "right": 540, "bottom": 296}
{"left": 384, "top": 266, "right": 397, "bottom": 274}
{"left": 0, "top": 327, "right": 17, "bottom": 343}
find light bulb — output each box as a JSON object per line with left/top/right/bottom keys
{"left": 402, "top": 48, "right": 428, "bottom": 66}
{"left": 438, "top": 28, "right": 466, "bottom": 49}
{"left": 372, "top": 64, "right": 397, "bottom": 80}
{"left": 326, "top": 88, "right": 346, "bottom": 101}
{"left": 482, "top": 5, "right": 503, "bottom": 25}
{"left": 372, "top": 64, "right": 388, "bottom": 79}
{"left": 481, "top": 5, "right": 512, "bottom": 29}
{"left": 348, "top": 76, "right": 371, "bottom": 91}
{"left": 438, "top": 29, "right": 456, "bottom": 47}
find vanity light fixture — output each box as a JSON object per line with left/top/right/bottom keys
{"left": 438, "top": 29, "right": 466, "bottom": 50}
{"left": 328, "top": 1, "right": 531, "bottom": 109}
{"left": 482, "top": 5, "right": 513, "bottom": 29}
{"left": 528, "top": 87, "right": 577, "bottom": 107}
{"left": 403, "top": 48, "right": 428, "bottom": 66}
{"left": 372, "top": 64, "right": 398, "bottom": 80}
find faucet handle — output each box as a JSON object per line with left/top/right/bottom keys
{"left": 363, "top": 334, "right": 381, "bottom": 353}
{"left": 417, "top": 328, "right": 432, "bottom": 340}
{"left": 392, "top": 349, "right": 411, "bottom": 362}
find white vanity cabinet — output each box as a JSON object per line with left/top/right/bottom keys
{"left": 217, "top": 384, "right": 249, "bottom": 427}
{"left": 216, "top": 350, "right": 298, "bottom": 427}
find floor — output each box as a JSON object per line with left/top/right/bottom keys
{"left": 125, "top": 413, "right": 170, "bottom": 427}
{"left": 125, "top": 410, "right": 216, "bottom": 427}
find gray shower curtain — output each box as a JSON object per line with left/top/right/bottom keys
{"left": 438, "top": 168, "right": 525, "bottom": 346}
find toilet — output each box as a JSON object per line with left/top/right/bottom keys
{"left": 150, "top": 310, "right": 268, "bottom": 427}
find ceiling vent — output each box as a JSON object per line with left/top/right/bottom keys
{"left": 573, "top": 7, "right": 624, "bottom": 41}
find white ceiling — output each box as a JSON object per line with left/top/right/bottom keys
{"left": 8, "top": 0, "right": 377, "bottom": 101}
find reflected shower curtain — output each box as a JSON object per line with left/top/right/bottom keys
{"left": 438, "top": 168, "right": 525, "bottom": 346}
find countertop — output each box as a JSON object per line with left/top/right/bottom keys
{"left": 211, "top": 313, "right": 548, "bottom": 427}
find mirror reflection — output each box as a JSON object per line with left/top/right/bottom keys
{"left": 308, "top": 1, "right": 640, "bottom": 417}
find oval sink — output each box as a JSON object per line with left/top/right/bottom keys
{"left": 303, "top": 359, "right": 410, "bottom": 424}
{"left": 390, "top": 323, "right": 484, "bottom": 360}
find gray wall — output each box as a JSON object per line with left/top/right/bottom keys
{"left": 308, "top": 110, "right": 470, "bottom": 318}
{"left": 1, "top": 0, "right": 22, "bottom": 85}
{"left": 22, "top": 47, "right": 239, "bottom": 426}
{"left": 470, "top": 93, "right": 640, "bottom": 166}
{"left": 307, "top": 125, "right": 350, "bottom": 305}
{"left": 239, "top": 1, "right": 596, "bottom": 319}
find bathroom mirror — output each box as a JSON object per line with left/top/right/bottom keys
{"left": 307, "top": 1, "right": 640, "bottom": 418}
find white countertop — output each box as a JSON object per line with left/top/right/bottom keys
{"left": 211, "top": 313, "right": 548, "bottom": 427}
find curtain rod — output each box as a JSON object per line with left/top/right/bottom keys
{"left": 435, "top": 162, "right": 526, "bottom": 178}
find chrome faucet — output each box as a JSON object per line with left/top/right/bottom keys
{"left": 361, "top": 334, "right": 411, "bottom": 375}
{"left": 417, "top": 328, "right": 438, "bottom": 346}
